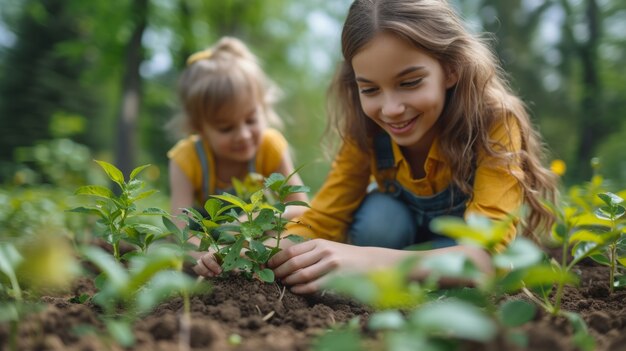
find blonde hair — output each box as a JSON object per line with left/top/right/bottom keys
{"left": 328, "top": 0, "right": 558, "bottom": 237}
{"left": 173, "top": 36, "right": 283, "bottom": 136}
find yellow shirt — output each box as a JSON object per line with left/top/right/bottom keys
{"left": 287, "top": 120, "right": 523, "bottom": 245}
{"left": 167, "top": 128, "right": 288, "bottom": 204}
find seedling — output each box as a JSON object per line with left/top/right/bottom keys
{"left": 0, "top": 236, "right": 79, "bottom": 351}
{"left": 184, "top": 171, "right": 309, "bottom": 282}
{"left": 571, "top": 192, "right": 626, "bottom": 293}
{"left": 430, "top": 214, "right": 593, "bottom": 350}
{"left": 81, "top": 244, "right": 208, "bottom": 347}
{"left": 69, "top": 160, "right": 170, "bottom": 260}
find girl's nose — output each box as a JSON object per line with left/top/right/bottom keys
{"left": 381, "top": 94, "right": 405, "bottom": 117}
{"left": 236, "top": 125, "right": 252, "bottom": 141}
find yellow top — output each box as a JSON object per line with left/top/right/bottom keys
{"left": 287, "top": 119, "right": 523, "bottom": 245}
{"left": 167, "top": 128, "right": 288, "bottom": 204}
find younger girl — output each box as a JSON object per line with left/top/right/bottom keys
{"left": 267, "top": 0, "right": 559, "bottom": 294}
{"left": 167, "top": 37, "right": 308, "bottom": 262}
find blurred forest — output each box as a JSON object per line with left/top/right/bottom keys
{"left": 0, "top": 0, "right": 625, "bottom": 198}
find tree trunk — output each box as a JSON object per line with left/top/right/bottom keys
{"left": 114, "top": 0, "right": 149, "bottom": 179}
{"left": 574, "top": 0, "right": 601, "bottom": 181}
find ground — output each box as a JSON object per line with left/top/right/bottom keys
{"left": 1, "top": 258, "right": 625, "bottom": 351}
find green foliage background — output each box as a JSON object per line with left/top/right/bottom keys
{"left": 0, "top": 0, "right": 624, "bottom": 196}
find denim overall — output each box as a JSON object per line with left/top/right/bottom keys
{"left": 190, "top": 139, "right": 255, "bottom": 231}
{"left": 347, "top": 133, "right": 472, "bottom": 249}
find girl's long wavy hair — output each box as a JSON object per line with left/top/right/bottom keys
{"left": 327, "top": 0, "right": 558, "bottom": 237}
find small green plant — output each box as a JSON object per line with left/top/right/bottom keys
{"left": 69, "top": 160, "right": 170, "bottom": 260}
{"left": 184, "top": 171, "right": 309, "bottom": 282}
{"left": 0, "top": 243, "right": 25, "bottom": 351}
{"left": 571, "top": 192, "right": 626, "bottom": 293}
{"left": 81, "top": 244, "right": 208, "bottom": 347}
{"left": 430, "top": 214, "right": 594, "bottom": 350}
{"left": 0, "top": 235, "right": 80, "bottom": 351}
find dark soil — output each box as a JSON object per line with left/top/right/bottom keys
{"left": 1, "top": 260, "right": 625, "bottom": 351}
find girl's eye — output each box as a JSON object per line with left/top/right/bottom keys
{"left": 218, "top": 126, "right": 233, "bottom": 133}
{"left": 359, "top": 87, "right": 378, "bottom": 95}
{"left": 400, "top": 78, "right": 422, "bottom": 88}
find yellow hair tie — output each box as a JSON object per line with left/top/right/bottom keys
{"left": 186, "top": 49, "right": 212, "bottom": 66}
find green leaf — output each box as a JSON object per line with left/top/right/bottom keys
{"left": 241, "top": 221, "right": 263, "bottom": 239}
{"left": 162, "top": 216, "right": 182, "bottom": 235}
{"left": 211, "top": 193, "right": 248, "bottom": 210}
{"left": 204, "top": 198, "right": 222, "bottom": 219}
{"left": 521, "top": 264, "right": 579, "bottom": 288}
{"left": 95, "top": 160, "right": 125, "bottom": 185}
{"left": 563, "top": 312, "right": 596, "bottom": 351}
{"left": 254, "top": 209, "right": 277, "bottom": 231}
{"left": 420, "top": 252, "right": 482, "bottom": 281}
{"left": 67, "top": 206, "right": 105, "bottom": 217}
{"left": 222, "top": 237, "right": 245, "bottom": 272}
{"left": 493, "top": 237, "right": 544, "bottom": 270}
{"left": 594, "top": 207, "right": 613, "bottom": 221}
{"left": 141, "top": 207, "right": 169, "bottom": 216}
{"left": 129, "top": 164, "right": 151, "bottom": 180}
{"left": 498, "top": 300, "right": 536, "bottom": 327}
{"left": 312, "top": 329, "right": 363, "bottom": 351}
{"left": 410, "top": 299, "right": 497, "bottom": 342}
{"left": 249, "top": 239, "right": 267, "bottom": 255}
{"left": 256, "top": 268, "right": 275, "bottom": 282}
{"left": 598, "top": 192, "right": 623, "bottom": 206}
{"left": 81, "top": 246, "right": 128, "bottom": 290}
{"left": 368, "top": 310, "right": 406, "bottom": 330}
{"left": 551, "top": 223, "right": 567, "bottom": 242}
{"left": 131, "top": 189, "right": 157, "bottom": 202}
{"left": 284, "top": 200, "right": 310, "bottom": 207}
{"left": 284, "top": 185, "right": 311, "bottom": 194}
{"left": 284, "top": 234, "right": 306, "bottom": 243}
{"left": 264, "top": 173, "right": 286, "bottom": 191}
{"left": 105, "top": 319, "right": 135, "bottom": 347}
{"left": 136, "top": 270, "right": 207, "bottom": 314}
{"left": 615, "top": 206, "right": 626, "bottom": 219}
{"left": 75, "top": 185, "right": 114, "bottom": 199}
{"left": 0, "top": 243, "right": 22, "bottom": 290}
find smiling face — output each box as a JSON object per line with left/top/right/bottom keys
{"left": 202, "top": 88, "right": 264, "bottom": 164}
{"left": 352, "top": 32, "right": 457, "bottom": 154}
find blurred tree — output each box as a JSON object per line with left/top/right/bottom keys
{"left": 114, "top": 0, "right": 148, "bottom": 179}
{"left": 0, "top": 0, "right": 98, "bottom": 182}
{"left": 475, "top": 0, "right": 625, "bottom": 184}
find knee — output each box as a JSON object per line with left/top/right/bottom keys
{"left": 348, "top": 192, "right": 414, "bottom": 249}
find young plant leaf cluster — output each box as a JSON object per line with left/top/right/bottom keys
{"left": 69, "top": 160, "right": 170, "bottom": 260}
{"left": 65, "top": 160, "right": 210, "bottom": 347}
{"left": 81, "top": 244, "right": 207, "bottom": 347}
{"left": 317, "top": 213, "right": 597, "bottom": 351}
{"left": 184, "top": 171, "right": 309, "bottom": 282}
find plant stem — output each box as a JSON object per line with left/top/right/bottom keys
{"left": 275, "top": 213, "right": 284, "bottom": 249}
{"left": 609, "top": 243, "right": 616, "bottom": 294}
{"left": 113, "top": 242, "right": 120, "bottom": 261}
{"left": 9, "top": 320, "right": 17, "bottom": 351}
{"left": 553, "top": 280, "right": 565, "bottom": 315}
{"left": 179, "top": 289, "right": 191, "bottom": 351}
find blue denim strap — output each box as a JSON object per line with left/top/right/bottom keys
{"left": 373, "top": 132, "right": 394, "bottom": 170}
{"left": 194, "top": 139, "right": 210, "bottom": 202}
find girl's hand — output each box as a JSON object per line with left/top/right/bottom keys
{"left": 268, "top": 239, "right": 386, "bottom": 294}
{"left": 268, "top": 239, "right": 494, "bottom": 295}
{"left": 192, "top": 249, "right": 222, "bottom": 277}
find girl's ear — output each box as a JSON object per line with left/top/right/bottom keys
{"left": 444, "top": 66, "right": 459, "bottom": 88}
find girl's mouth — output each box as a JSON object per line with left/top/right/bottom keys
{"left": 386, "top": 116, "right": 417, "bottom": 134}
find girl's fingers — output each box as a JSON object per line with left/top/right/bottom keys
{"left": 270, "top": 241, "right": 320, "bottom": 278}
{"left": 268, "top": 240, "right": 314, "bottom": 268}
{"left": 193, "top": 254, "right": 222, "bottom": 277}
{"left": 280, "top": 254, "right": 337, "bottom": 286}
